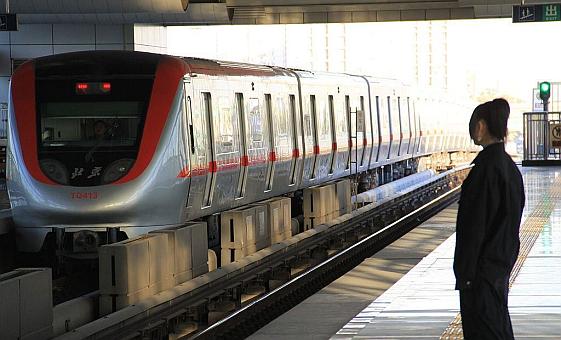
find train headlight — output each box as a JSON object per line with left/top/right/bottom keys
{"left": 39, "top": 159, "right": 69, "bottom": 184}
{"left": 73, "top": 230, "right": 100, "bottom": 253}
{"left": 101, "top": 158, "right": 135, "bottom": 184}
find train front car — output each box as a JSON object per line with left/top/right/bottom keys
{"left": 8, "top": 51, "right": 189, "bottom": 253}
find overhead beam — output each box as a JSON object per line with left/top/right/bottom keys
{"left": 11, "top": 0, "right": 530, "bottom": 25}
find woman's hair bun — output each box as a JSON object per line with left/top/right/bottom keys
{"left": 469, "top": 98, "right": 510, "bottom": 140}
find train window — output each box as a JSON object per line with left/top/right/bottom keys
{"left": 304, "top": 96, "right": 314, "bottom": 138}
{"left": 399, "top": 97, "right": 410, "bottom": 137}
{"left": 377, "top": 96, "right": 387, "bottom": 131}
{"left": 389, "top": 96, "right": 400, "bottom": 138}
{"left": 360, "top": 95, "right": 366, "bottom": 166}
{"left": 275, "top": 96, "right": 288, "bottom": 137}
{"left": 248, "top": 98, "right": 263, "bottom": 146}
{"left": 265, "top": 94, "right": 274, "bottom": 191}
{"left": 217, "top": 96, "right": 235, "bottom": 153}
{"left": 40, "top": 101, "right": 143, "bottom": 147}
{"left": 202, "top": 92, "right": 215, "bottom": 207}
{"left": 289, "top": 94, "right": 298, "bottom": 185}
{"left": 310, "top": 95, "right": 318, "bottom": 178}
{"left": 328, "top": 95, "right": 336, "bottom": 174}
{"left": 236, "top": 93, "right": 247, "bottom": 198}
{"left": 345, "top": 95, "right": 351, "bottom": 170}
{"left": 185, "top": 95, "right": 195, "bottom": 154}
{"left": 318, "top": 98, "right": 329, "bottom": 139}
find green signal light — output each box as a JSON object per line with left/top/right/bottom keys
{"left": 540, "top": 81, "right": 551, "bottom": 102}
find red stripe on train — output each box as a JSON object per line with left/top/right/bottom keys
{"left": 12, "top": 61, "right": 57, "bottom": 185}
{"left": 115, "top": 56, "right": 188, "bottom": 184}
{"left": 208, "top": 161, "right": 218, "bottom": 173}
{"left": 268, "top": 151, "right": 277, "bottom": 162}
{"left": 240, "top": 155, "right": 249, "bottom": 167}
{"left": 292, "top": 148, "right": 300, "bottom": 158}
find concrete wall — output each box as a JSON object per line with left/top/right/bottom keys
{"left": 133, "top": 25, "right": 168, "bottom": 54}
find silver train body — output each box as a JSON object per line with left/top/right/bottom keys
{"left": 7, "top": 51, "right": 473, "bottom": 252}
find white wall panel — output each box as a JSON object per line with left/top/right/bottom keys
{"left": 10, "top": 45, "right": 53, "bottom": 59}
{"left": 53, "top": 45, "right": 96, "bottom": 54}
{"left": 95, "top": 25, "right": 125, "bottom": 44}
{"left": 9, "top": 24, "right": 53, "bottom": 45}
{"left": 53, "top": 24, "right": 95, "bottom": 44}
{"left": 134, "top": 25, "right": 167, "bottom": 50}
{"left": 0, "top": 77, "right": 9, "bottom": 103}
{"left": 0, "top": 45, "right": 11, "bottom": 77}
{"left": 0, "top": 32, "right": 10, "bottom": 45}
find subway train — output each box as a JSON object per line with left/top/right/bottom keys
{"left": 7, "top": 51, "right": 473, "bottom": 254}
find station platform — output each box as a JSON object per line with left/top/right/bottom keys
{"left": 250, "top": 167, "right": 561, "bottom": 340}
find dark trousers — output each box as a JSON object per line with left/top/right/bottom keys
{"left": 459, "top": 278, "right": 514, "bottom": 340}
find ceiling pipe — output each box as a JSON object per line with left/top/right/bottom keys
{"left": 16, "top": 4, "right": 230, "bottom": 25}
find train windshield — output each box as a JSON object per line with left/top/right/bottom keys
{"left": 36, "top": 78, "right": 153, "bottom": 186}
{"left": 40, "top": 101, "right": 143, "bottom": 148}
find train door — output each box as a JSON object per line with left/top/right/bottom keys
{"left": 245, "top": 96, "right": 268, "bottom": 199}
{"left": 212, "top": 94, "right": 240, "bottom": 208}
{"left": 269, "top": 93, "right": 295, "bottom": 191}
{"left": 183, "top": 85, "right": 213, "bottom": 211}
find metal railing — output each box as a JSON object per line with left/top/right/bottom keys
{"left": 523, "top": 111, "right": 561, "bottom": 165}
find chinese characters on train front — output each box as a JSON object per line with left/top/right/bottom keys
{"left": 71, "top": 167, "right": 102, "bottom": 180}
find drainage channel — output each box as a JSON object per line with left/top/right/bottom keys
{"left": 60, "top": 167, "right": 470, "bottom": 340}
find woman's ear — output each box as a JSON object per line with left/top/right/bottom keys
{"left": 473, "top": 120, "right": 486, "bottom": 145}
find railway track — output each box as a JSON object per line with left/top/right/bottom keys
{"left": 58, "top": 166, "right": 469, "bottom": 340}
{"left": 192, "top": 172, "right": 463, "bottom": 339}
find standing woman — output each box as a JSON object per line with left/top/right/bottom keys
{"left": 454, "top": 98, "right": 525, "bottom": 339}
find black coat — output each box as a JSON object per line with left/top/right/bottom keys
{"left": 454, "top": 142, "right": 525, "bottom": 290}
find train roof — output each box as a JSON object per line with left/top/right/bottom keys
{"left": 30, "top": 50, "right": 161, "bottom": 78}
{"left": 182, "top": 57, "right": 293, "bottom": 78}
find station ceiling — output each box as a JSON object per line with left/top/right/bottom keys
{"left": 11, "top": 0, "right": 541, "bottom": 25}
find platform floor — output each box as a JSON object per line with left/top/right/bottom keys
{"left": 334, "top": 166, "right": 561, "bottom": 339}
{"left": 249, "top": 198, "right": 460, "bottom": 339}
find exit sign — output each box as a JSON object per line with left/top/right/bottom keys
{"left": 0, "top": 14, "right": 17, "bottom": 31}
{"left": 513, "top": 4, "right": 561, "bottom": 22}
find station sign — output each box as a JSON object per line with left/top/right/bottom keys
{"left": 0, "top": 14, "right": 17, "bottom": 31}
{"left": 533, "top": 88, "right": 544, "bottom": 112}
{"left": 550, "top": 123, "right": 561, "bottom": 148}
{"left": 513, "top": 4, "right": 561, "bottom": 23}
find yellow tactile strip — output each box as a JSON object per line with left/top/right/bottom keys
{"left": 439, "top": 177, "right": 560, "bottom": 340}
